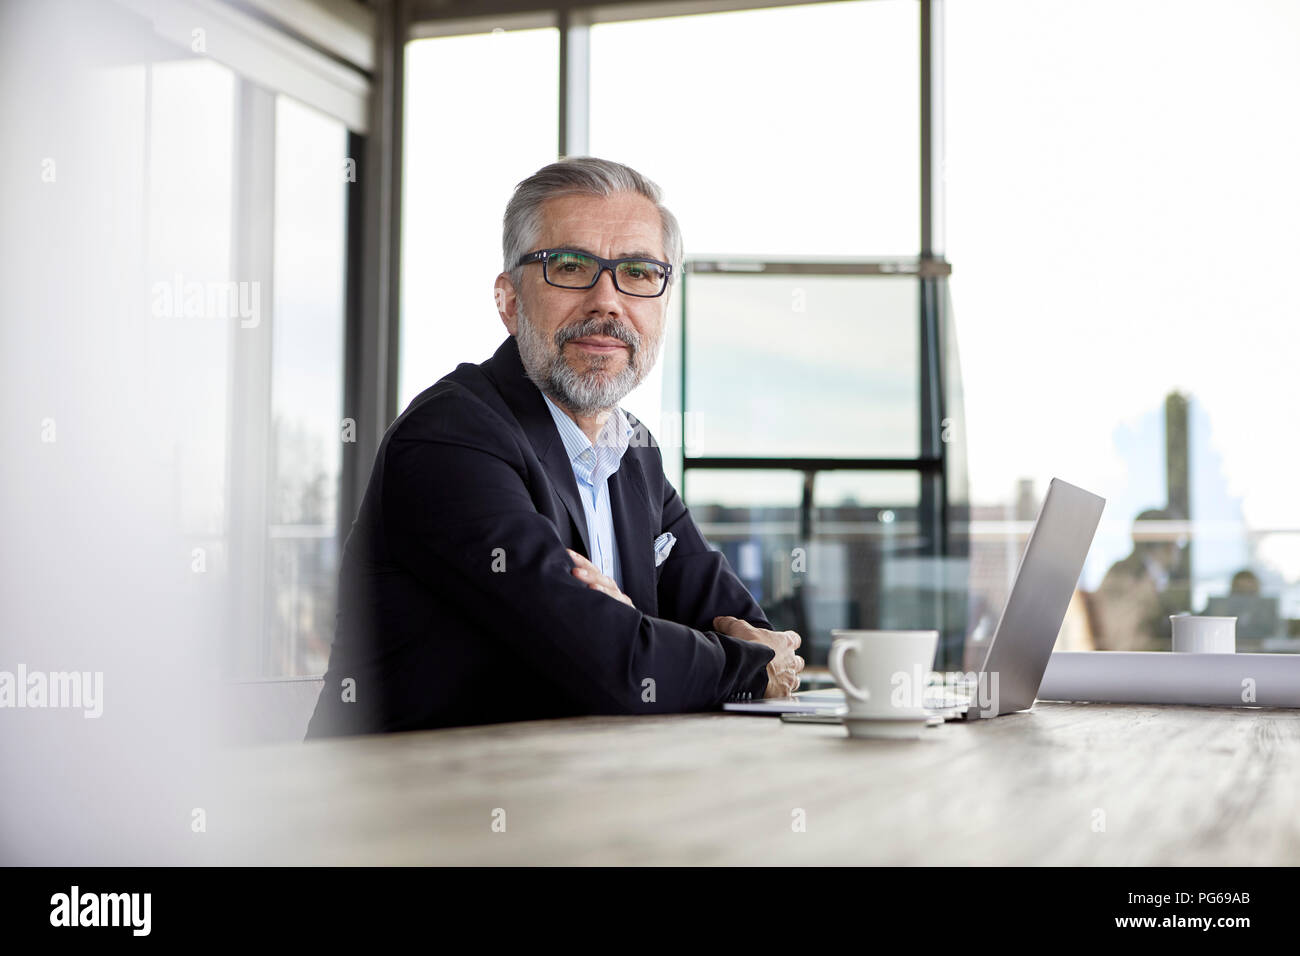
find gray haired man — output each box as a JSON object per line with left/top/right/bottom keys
{"left": 307, "top": 157, "right": 803, "bottom": 737}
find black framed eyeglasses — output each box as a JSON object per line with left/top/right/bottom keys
{"left": 516, "top": 248, "right": 673, "bottom": 298}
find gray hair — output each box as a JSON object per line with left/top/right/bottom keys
{"left": 502, "top": 156, "right": 683, "bottom": 292}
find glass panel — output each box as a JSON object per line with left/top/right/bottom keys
{"left": 146, "top": 60, "right": 235, "bottom": 538}
{"left": 590, "top": 0, "right": 920, "bottom": 258}
{"left": 685, "top": 469, "right": 958, "bottom": 667}
{"left": 940, "top": 280, "right": 973, "bottom": 634}
{"left": 684, "top": 273, "right": 919, "bottom": 458}
{"left": 266, "top": 533, "right": 340, "bottom": 677}
{"left": 948, "top": 0, "right": 1300, "bottom": 653}
{"left": 269, "top": 94, "right": 348, "bottom": 676}
{"left": 400, "top": 28, "right": 560, "bottom": 410}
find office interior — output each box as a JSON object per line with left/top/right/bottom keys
{"left": 3, "top": 0, "right": 1299, "bottom": 868}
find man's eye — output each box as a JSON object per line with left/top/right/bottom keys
{"left": 624, "top": 262, "right": 663, "bottom": 279}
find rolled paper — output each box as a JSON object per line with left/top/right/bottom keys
{"left": 1037, "top": 652, "right": 1300, "bottom": 708}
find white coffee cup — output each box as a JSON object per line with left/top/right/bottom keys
{"left": 1170, "top": 615, "right": 1236, "bottom": 653}
{"left": 829, "top": 630, "right": 939, "bottom": 719}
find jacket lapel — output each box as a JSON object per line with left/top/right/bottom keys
{"left": 482, "top": 335, "right": 591, "bottom": 556}
{"left": 608, "top": 452, "right": 657, "bottom": 615}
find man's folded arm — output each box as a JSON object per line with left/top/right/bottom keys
{"left": 654, "top": 465, "right": 773, "bottom": 637}
{"left": 381, "top": 402, "right": 773, "bottom": 714}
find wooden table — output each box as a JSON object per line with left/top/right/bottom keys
{"left": 211, "top": 702, "right": 1300, "bottom": 865}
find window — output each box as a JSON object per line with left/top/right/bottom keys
{"left": 141, "top": 59, "right": 354, "bottom": 680}
{"left": 589, "top": 1, "right": 920, "bottom": 258}
{"left": 947, "top": 0, "right": 1300, "bottom": 653}
{"left": 147, "top": 59, "right": 236, "bottom": 543}
{"left": 685, "top": 469, "right": 962, "bottom": 664}
{"left": 8, "top": 0, "right": 366, "bottom": 715}
{"left": 683, "top": 272, "right": 920, "bottom": 459}
{"left": 399, "top": 27, "right": 560, "bottom": 410}
{"left": 268, "top": 95, "right": 349, "bottom": 677}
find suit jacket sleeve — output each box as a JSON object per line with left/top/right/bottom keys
{"left": 381, "top": 389, "right": 774, "bottom": 715}
{"left": 653, "top": 455, "right": 775, "bottom": 701}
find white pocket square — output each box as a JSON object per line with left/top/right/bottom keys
{"left": 653, "top": 532, "right": 676, "bottom": 567}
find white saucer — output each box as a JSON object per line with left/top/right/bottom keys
{"left": 841, "top": 712, "right": 942, "bottom": 739}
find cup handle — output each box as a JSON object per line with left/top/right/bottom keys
{"left": 829, "top": 641, "right": 871, "bottom": 704}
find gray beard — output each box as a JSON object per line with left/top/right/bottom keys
{"left": 515, "top": 303, "right": 661, "bottom": 415}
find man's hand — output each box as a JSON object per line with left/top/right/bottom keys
{"left": 712, "top": 615, "right": 805, "bottom": 698}
{"left": 566, "top": 548, "right": 634, "bottom": 607}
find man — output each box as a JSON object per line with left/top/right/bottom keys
{"left": 306, "top": 157, "right": 803, "bottom": 737}
{"left": 1092, "top": 508, "right": 1185, "bottom": 651}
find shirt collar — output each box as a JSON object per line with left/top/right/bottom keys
{"left": 541, "top": 392, "right": 634, "bottom": 469}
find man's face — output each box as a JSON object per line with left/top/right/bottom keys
{"left": 496, "top": 191, "right": 669, "bottom": 414}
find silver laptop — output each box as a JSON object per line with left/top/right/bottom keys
{"left": 739, "top": 477, "right": 1105, "bottom": 721}
{"left": 961, "top": 477, "right": 1105, "bottom": 718}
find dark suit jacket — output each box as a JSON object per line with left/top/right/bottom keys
{"left": 305, "top": 334, "right": 775, "bottom": 737}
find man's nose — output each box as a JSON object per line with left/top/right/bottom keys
{"left": 582, "top": 267, "right": 625, "bottom": 315}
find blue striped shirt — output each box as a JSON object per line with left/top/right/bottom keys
{"left": 542, "top": 393, "right": 635, "bottom": 590}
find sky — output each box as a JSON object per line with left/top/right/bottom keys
{"left": 945, "top": 0, "right": 1300, "bottom": 530}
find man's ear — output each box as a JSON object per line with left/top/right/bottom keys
{"left": 494, "top": 273, "right": 518, "bottom": 335}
